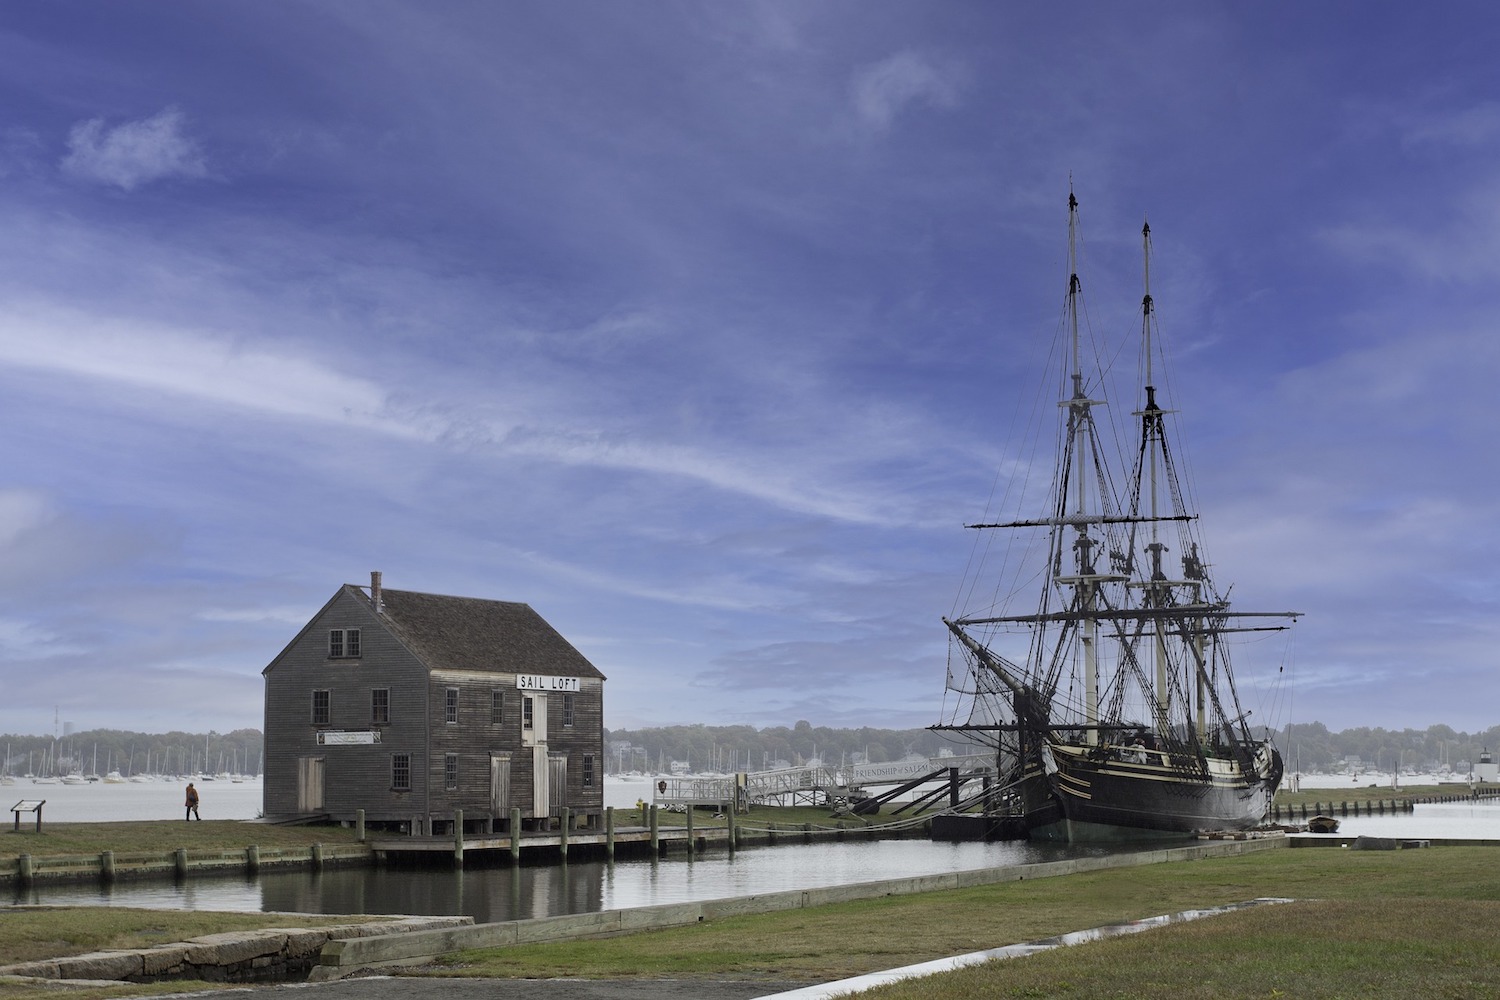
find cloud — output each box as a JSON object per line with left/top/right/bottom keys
{"left": 850, "top": 51, "right": 961, "bottom": 130}
{"left": 0, "top": 305, "right": 420, "bottom": 437}
{"left": 61, "top": 108, "right": 208, "bottom": 190}
{"left": 1399, "top": 100, "right": 1500, "bottom": 148}
{"left": 0, "top": 489, "right": 53, "bottom": 547}
{"left": 0, "top": 303, "right": 925, "bottom": 529}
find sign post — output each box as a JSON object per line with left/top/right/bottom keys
{"left": 10, "top": 799, "right": 45, "bottom": 832}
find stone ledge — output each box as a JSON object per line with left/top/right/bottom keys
{"left": 0, "top": 915, "right": 472, "bottom": 985}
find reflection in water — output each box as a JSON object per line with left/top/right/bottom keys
{"left": 9, "top": 837, "right": 1094, "bottom": 920}
{"left": 257, "top": 861, "right": 606, "bottom": 924}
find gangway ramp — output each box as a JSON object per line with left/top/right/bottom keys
{"left": 652, "top": 753, "right": 995, "bottom": 812}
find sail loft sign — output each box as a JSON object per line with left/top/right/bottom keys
{"left": 317, "top": 731, "right": 381, "bottom": 745}
{"left": 517, "top": 674, "right": 581, "bottom": 693}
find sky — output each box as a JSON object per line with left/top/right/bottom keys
{"left": 1, "top": 1, "right": 1498, "bottom": 740}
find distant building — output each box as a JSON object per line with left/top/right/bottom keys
{"left": 262, "top": 572, "right": 606, "bottom": 835}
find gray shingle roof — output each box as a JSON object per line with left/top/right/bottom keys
{"left": 358, "top": 585, "right": 606, "bottom": 680}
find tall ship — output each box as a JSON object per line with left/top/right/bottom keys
{"left": 936, "top": 191, "right": 1300, "bottom": 843}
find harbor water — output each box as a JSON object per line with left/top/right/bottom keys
{"left": 7, "top": 775, "right": 1498, "bottom": 920}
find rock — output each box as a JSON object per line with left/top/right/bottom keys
{"left": 54, "top": 951, "right": 143, "bottom": 981}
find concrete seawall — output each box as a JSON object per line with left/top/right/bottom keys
{"left": 311, "top": 835, "right": 1287, "bottom": 979}
{"left": 0, "top": 915, "right": 471, "bottom": 985}
{"left": 0, "top": 843, "right": 373, "bottom": 885}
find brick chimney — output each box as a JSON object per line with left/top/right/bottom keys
{"left": 370, "top": 570, "right": 383, "bottom": 614}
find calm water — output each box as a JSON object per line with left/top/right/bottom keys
{"left": 8, "top": 776, "right": 1498, "bottom": 919}
{"left": 9, "top": 837, "right": 1102, "bottom": 920}
{"left": 4, "top": 777, "right": 264, "bottom": 823}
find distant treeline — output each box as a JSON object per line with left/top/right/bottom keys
{"left": 1278, "top": 721, "right": 1500, "bottom": 775}
{"left": 604, "top": 720, "right": 1500, "bottom": 777}
{"left": 5, "top": 719, "right": 1494, "bottom": 780}
{"left": 603, "top": 721, "right": 959, "bottom": 773}
{"left": 1, "top": 728, "right": 264, "bottom": 778}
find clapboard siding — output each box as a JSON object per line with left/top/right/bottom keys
{"left": 263, "top": 576, "right": 605, "bottom": 832}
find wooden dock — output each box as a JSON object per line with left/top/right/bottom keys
{"left": 367, "top": 804, "right": 739, "bottom": 865}
{"left": 368, "top": 804, "right": 920, "bottom": 866}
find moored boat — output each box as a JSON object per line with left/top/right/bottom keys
{"left": 934, "top": 191, "right": 1300, "bottom": 843}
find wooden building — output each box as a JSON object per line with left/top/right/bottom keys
{"left": 262, "top": 572, "right": 606, "bottom": 835}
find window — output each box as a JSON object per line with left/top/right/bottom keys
{"left": 445, "top": 753, "right": 458, "bottom": 790}
{"left": 329, "top": 628, "right": 360, "bottom": 658}
{"left": 522, "top": 696, "right": 534, "bottom": 731}
{"left": 582, "top": 754, "right": 595, "bottom": 787}
{"left": 371, "top": 688, "right": 389, "bottom": 725}
{"left": 392, "top": 753, "right": 410, "bottom": 791}
{"left": 311, "top": 690, "right": 330, "bottom": 726}
{"left": 491, "top": 689, "right": 504, "bottom": 725}
{"left": 562, "top": 693, "right": 575, "bottom": 727}
{"left": 445, "top": 687, "right": 459, "bottom": 724}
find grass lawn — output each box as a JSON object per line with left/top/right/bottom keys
{"left": 426, "top": 845, "right": 1500, "bottom": 997}
{"left": 0, "top": 821, "right": 358, "bottom": 862}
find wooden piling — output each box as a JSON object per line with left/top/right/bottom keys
{"left": 99, "top": 851, "right": 114, "bottom": 881}
{"left": 560, "top": 807, "right": 570, "bottom": 860}
{"left": 355, "top": 809, "right": 365, "bottom": 843}
{"left": 453, "top": 809, "right": 464, "bottom": 867}
{"left": 650, "top": 805, "right": 660, "bottom": 854}
{"left": 605, "top": 806, "right": 615, "bottom": 859}
{"left": 246, "top": 845, "right": 259, "bottom": 874}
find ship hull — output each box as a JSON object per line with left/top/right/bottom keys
{"left": 1008, "top": 741, "right": 1282, "bottom": 844}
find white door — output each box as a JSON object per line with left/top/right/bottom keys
{"left": 523, "top": 694, "right": 549, "bottom": 815}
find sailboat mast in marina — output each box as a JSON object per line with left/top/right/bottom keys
{"left": 936, "top": 191, "right": 1300, "bottom": 843}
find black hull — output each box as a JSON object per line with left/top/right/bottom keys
{"left": 1004, "top": 742, "right": 1282, "bottom": 844}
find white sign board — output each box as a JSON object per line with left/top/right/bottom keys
{"left": 516, "top": 674, "right": 580, "bottom": 693}
{"left": 317, "top": 731, "right": 381, "bottom": 745}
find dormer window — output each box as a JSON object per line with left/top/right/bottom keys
{"left": 329, "top": 628, "right": 360, "bottom": 658}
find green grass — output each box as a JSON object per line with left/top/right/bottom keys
{"left": 0, "top": 821, "right": 358, "bottom": 862}
{"left": 425, "top": 846, "right": 1500, "bottom": 995}
{"left": 857, "top": 898, "right": 1500, "bottom": 1000}
{"left": 0, "top": 908, "right": 392, "bottom": 966}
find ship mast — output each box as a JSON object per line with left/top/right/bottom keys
{"left": 1061, "top": 190, "right": 1112, "bottom": 745}
{"left": 1136, "top": 221, "right": 1175, "bottom": 738}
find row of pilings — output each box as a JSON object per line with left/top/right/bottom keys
{"left": 1271, "top": 786, "right": 1500, "bottom": 822}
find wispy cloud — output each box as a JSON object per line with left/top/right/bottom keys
{"left": 1399, "top": 100, "right": 1500, "bottom": 148}
{"left": 850, "top": 51, "right": 962, "bottom": 130}
{"left": 0, "top": 305, "right": 414, "bottom": 435}
{"left": 61, "top": 107, "right": 207, "bottom": 190}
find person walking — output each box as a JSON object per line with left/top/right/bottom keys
{"left": 185, "top": 781, "right": 200, "bottom": 821}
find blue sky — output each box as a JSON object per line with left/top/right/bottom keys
{"left": 1, "top": 2, "right": 1497, "bottom": 739}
